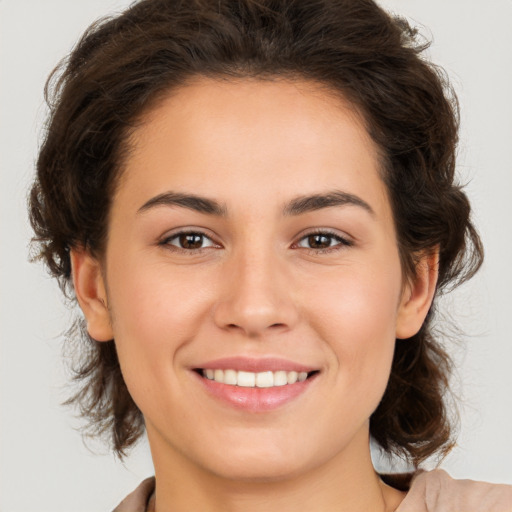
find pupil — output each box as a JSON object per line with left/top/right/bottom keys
{"left": 179, "top": 233, "right": 203, "bottom": 249}
{"left": 309, "top": 234, "right": 331, "bottom": 249}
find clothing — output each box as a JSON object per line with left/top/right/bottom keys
{"left": 113, "top": 477, "right": 155, "bottom": 512}
{"left": 396, "top": 470, "right": 512, "bottom": 512}
{"left": 113, "top": 470, "right": 512, "bottom": 512}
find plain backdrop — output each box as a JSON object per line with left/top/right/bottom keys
{"left": 1, "top": 1, "right": 511, "bottom": 510}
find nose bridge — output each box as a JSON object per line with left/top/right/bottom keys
{"left": 213, "top": 234, "right": 298, "bottom": 336}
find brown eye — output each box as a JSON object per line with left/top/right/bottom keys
{"left": 179, "top": 233, "right": 204, "bottom": 249}
{"left": 162, "top": 231, "right": 217, "bottom": 251}
{"left": 296, "top": 231, "right": 352, "bottom": 251}
{"left": 307, "top": 234, "right": 332, "bottom": 249}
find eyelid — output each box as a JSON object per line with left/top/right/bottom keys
{"left": 157, "top": 227, "right": 353, "bottom": 254}
{"left": 293, "top": 228, "right": 354, "bottom": 252}
{"left": 158, "top": 227, "right": 221, "bottom": 252}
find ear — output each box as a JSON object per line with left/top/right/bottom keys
{"left": 70, "top": 248, "right": 114, "bottom": 342}
{"left": 395, "top": 250, "right": 439, "bottom": 340}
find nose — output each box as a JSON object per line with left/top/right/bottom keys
{"left": 212, "top": 248, "right": 299, "bottom": 338}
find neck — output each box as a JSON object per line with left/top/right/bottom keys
{"left": 148, "top": 426, "right": 405, "bottom": 512}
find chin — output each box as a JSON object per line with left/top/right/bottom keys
{"left": 194, "top": 440, "right": 321, "bottom": 483}
{"left": 210, "top": 458, "right": 308, "bottom": 483}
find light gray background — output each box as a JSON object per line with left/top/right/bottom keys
{"left": 1, "top": 1, "right": 511, "bottom": 510}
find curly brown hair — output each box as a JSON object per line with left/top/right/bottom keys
{"left": 29, "top": 0, "right": 483, "bottom": 467}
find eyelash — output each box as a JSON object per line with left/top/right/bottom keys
{"left": 158, "top": 231, "right": 219, "bottom": 255}
{"left": 159, "top": 229, "right": 353, "bottom": 255}
{"left": 293, "top": 229, "right": 353, "bottom": 254}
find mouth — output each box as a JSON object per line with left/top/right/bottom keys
{"left": 196, "top": 368, "right": 319, "bottom": 388}
{"left": 192, "top": 358, "right": 320, "bottom": 412}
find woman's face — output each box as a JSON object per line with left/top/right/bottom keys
{"left": 77, "top": 78, "right": 431, "bottom": 481}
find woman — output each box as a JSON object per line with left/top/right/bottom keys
{"left": 27, "top": 0, "right": 512, "bottom": 510}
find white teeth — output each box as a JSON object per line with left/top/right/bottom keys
{"left": 255, "top": 371, "right": 274, "bottom": 388}
{"left": 224, "top": 369, "right": 237, "bottom": 385}
{"left": 274, "top": 371, "right": 288, "bottom": 386}
{"left": 237, "top": 371, "right": 256, "bottom": 387}
{"left": 287, "top": 371, "right": 298, "bottom": 384}
{"left": 201, "top": 369, "right": 312, "bottom": 387}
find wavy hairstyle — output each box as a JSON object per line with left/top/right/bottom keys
{"left": 29, "top": 0, "right": 483, "bottom": 466}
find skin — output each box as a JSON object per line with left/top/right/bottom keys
{"left": 72, "top": 78, "right": 438, "bottom": 512}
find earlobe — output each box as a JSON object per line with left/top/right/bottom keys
{"left": 395, "top": 250, "right": 439, "bottom": 340}
{"left": 70, "top": 248, "right": 114, "bottom": 342}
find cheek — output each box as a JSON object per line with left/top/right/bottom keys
{"left": 105, "top": 260, "right": 220, "bottom": 419}
{"left": 304, "top": 261, "right": 401, "bottom": 392}
{"left": 105, "top": 258, "right": 216, "bottom": 378}
{"left": 109, "top": 256, "right": 211, "bottom": 330}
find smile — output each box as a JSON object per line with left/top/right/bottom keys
{"left": 202, "top": 369, "right": 309, "bottom": 387}
{"left": 193, "top": 357, "right": 320, "bottom": 411}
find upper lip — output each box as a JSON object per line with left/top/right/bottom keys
{"left": 194, "top": 357, "right": 318, "bottom": 373}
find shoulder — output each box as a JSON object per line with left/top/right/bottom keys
{"left": 112, "top": 477, "right": 155, "bottom": 512}
{"left": 397, "top": 469, "right": 512, "bottom": 512}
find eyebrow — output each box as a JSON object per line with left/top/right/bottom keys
{"left": 138, "top": 192, "right": 228, "bottom": 216}
{"left": 137, "top": 189, "right": 374, "bottom": 217}
{"left": 283, "top": 190, "right": 375, "bottom": 217}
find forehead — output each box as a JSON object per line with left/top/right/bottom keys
{"left": 133, "top": 78, "right": 372, "bottom": 156}
{"left": 116, "top": 78, "right": 389, "bottom": 219}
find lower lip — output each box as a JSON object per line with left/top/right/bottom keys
{"left": 195, "top": 372, "right": 317, "bottom": 412}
